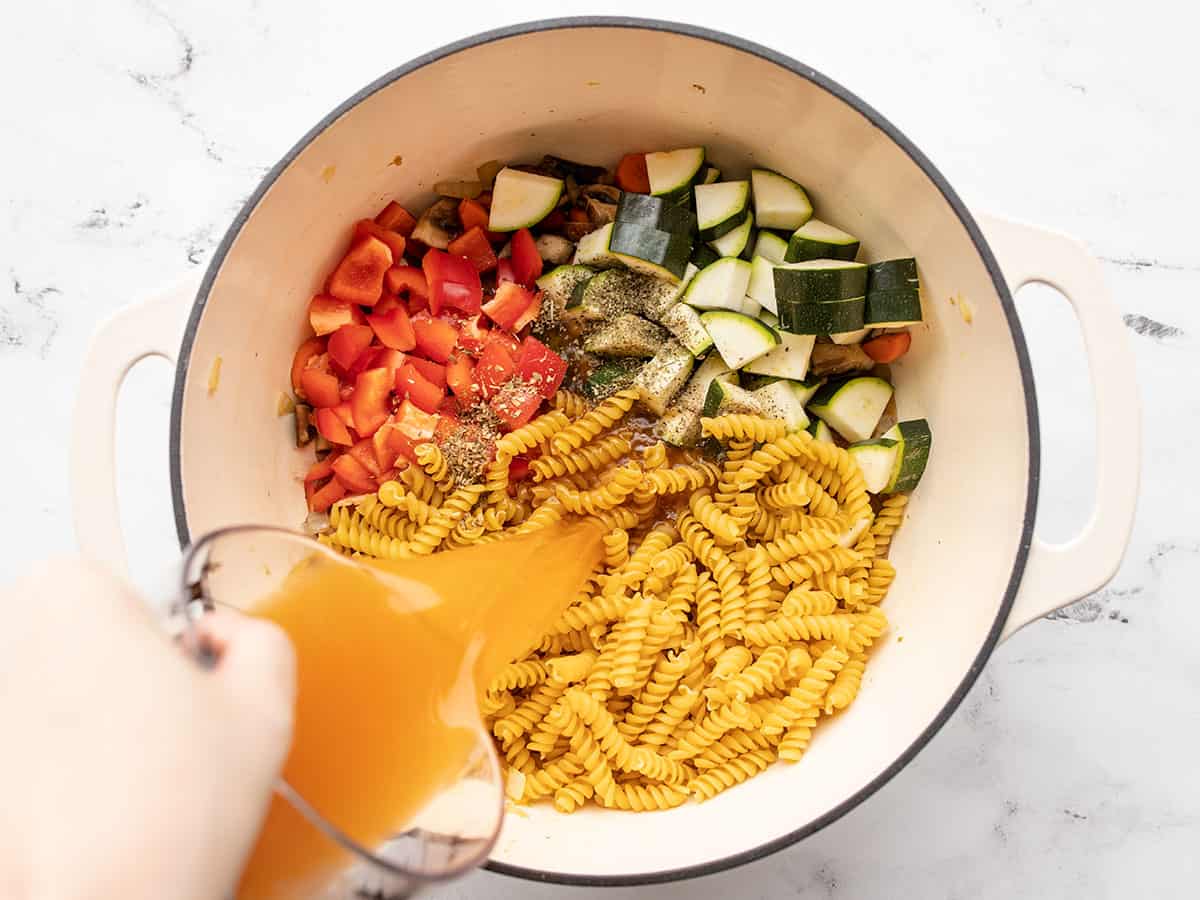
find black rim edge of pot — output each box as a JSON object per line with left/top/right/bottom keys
{"left": 168, "top": 15, "right": 1040, "bottom": 888}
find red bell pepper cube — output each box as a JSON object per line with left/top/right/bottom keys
{"left": 374, "top": 200, "right": 417, "bottom": 236}
{"left": 384, "top": 265, "right": 428, "bottom": 300}
{"left": 406, "top": 356, "right": 447, "bottom": 388}
{"left": 422, "top": 248, "right": 482, "bottom": 315}
{"left": 445, "top": 354, "right": 478, "bottom": 403}
{"left": 510, "top": 228, "right": 543, "bottom": 288}
{"left": 456, "top": 315, "right": 490, "bottom": 354}
{"left": 351, "top": 368, "right": 394, "bottom": 437}
{"left": 327, "top": 324, "right": 375, "bottom": 372}
{"left": 353, "top": 219, "right": 407, "bottom": 262}
{"left": 482, "top": 281, "right": 537, "bottom": 331}
{"left": 516, "top": 336, "right": 568, "bottom": 399}
{"left": 447, "top": 226, "right": 498, "bottom": 273}
{"left": 348, "top": 438, "right": 383, "bottom": 476}
{"left": 386, "top": 428, "right": 421, "bottom": 466}
{"left": 367, "top": 301, "right": 416, "bottom": 351}
{"left": 327, "top": 235, "right": 393, "bottom": 306}
{"left": 391, "top": 399, "right": 440, "bottom": 443}
{"left": 458, "top": 198, "right": 489, "bottom": 233}
{"left": 490, "top": 382, "right": 543, "bottom": 431}
{"left": 372, "top": 424, "right": 401, "bottom": 471}
{"left": 485, "top": 328, "right": 522, "bottom": 358}
{"left": 373, "top": 347, "right": 407, "bottom": 374}
{"left": 299, "top": 367, "right": 342, "bottom": 408}
{"left": 475, "top": 340, "right": 517, "bottom": 399}
{"left": 512, "top": 292, "right": 543, "bottom": 332}
{"left": 309, "top": 295, "right": 366, "bottom": 336}
{"left": 509, "top": 456, "right": 531, "bottom": 482}
{"left": 315, "top": 407, "right": 354, "bottom": 446}
{"left": 304, "top": 457, "right": 336, "bottom": 484}
{"left": 496, "top": 258, "right": 516, "bottom": 285}
{"left": 307, "top": 477, "right": 347, "bottom": 513}
{"left": 395, "top": 363, "right": 445, "bottom": 414}
{"left": 332, "top": 453, "right": 377, "bottom": 494}
{"left": 291, "top": 336, "right": 326, "bottom": 396}
{"left": 411, "top": 313, "right": 459, "bottom": 364}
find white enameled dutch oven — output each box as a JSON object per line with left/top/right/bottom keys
{"left": 70, "top": 18, "right": 1140, "bottom": 887}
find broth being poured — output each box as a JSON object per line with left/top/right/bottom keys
{"left": 233, "top": 521, "right": 603, "bottom": 899}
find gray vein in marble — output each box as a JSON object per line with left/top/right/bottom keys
{"left": 126, "top": 0, "right": 222, "bottom": 162}
{"left": 3, "top": 274, "right": 61, "bottom": 358}
{"left": 1122, "top": 313, "right": 1184, "bottom": 341}
{"left": 1045, "top": 585, "right": 1142, "bottom": 624}
{"left": 77, "top": 197, "right": 148, "bottom": 232}
{"left": 1100, "top": 254, "right": 1200, "bottom": 273}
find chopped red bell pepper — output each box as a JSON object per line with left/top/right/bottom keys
{"left": 482, "top": 281, "right": 537, "bottom": 331}
{"left": 308, "top": 477, "right": 346, "bottom": 513}
{"left": 509, "top": 456, "right": 531, "bottom": 482}
{"left": 332, "top": 401, "right": 356, "bottom": 429}
{"left": 485, "top": 328, "right": 522, "bottom": 358}
{"left": 422, "top": 248, "right": 482, "bottom": 315}
{"left": 372, "top": 424, "right": 401, "bottom": 471}
{"left": 348, "top": 438, "right": 383, "bottom": 476}
{"left": 304, "top": 457, "right": 336, "bottom": 484}
{"left": 309, "top": 295, "right": 366, "bottom": 336}
{"left": 512, "top": 292, "right": 543, "bottom": 333}
{"left": 490, "top": 381, "right": 543, "bottom": 431}
{"left": 374, "top": 200, "right": 417, "bottom": 236}
{"left": 458, "top": 198, "right": 505, "bottom": 245}
{"left": 353, "top": 219, "right": 407, "bottom": 262}
{"left": 372, "top": 347, "right": 407, "bottom": 373}
{"left": 300, "top": 367, "right": 342, "bottom": 408}
{"left": 367, "top": 301, "right": 416, "bottom": 351}
{"left": 327, "top": 235, "right": 393, "bottom": 306}
{"left": 384, "top": 265, "right": 429, "bottom": 301}
{"left": 411, "top": 313, "right": 459, "bottom": 364}
{"left": 447, "top": 226, "right": 498, "bottom": 273}
{"left": 315, "top": 407, "right": 354, "bottom": 446}
{"left": 538, "top": 209, "right": 566, "bottom": 234}
{"left": 456, "top": 315, "right": 490, "bottom": 354}
{"left": 327, "top": 324, "right": 375, "bottom": 372}
{"left": 516, "top": 336, "right": 568, "bottom": 399}
{"left": 395, "top": 362, "right": 445, "bottom": 414}
{"left": 510, "top": 228, "right": 543, "bottom": 288}
{"left": 391, "top": 399, "right": 440, "bottom": 443}
{"left": 386, "top": 427, "right": 421, "bottom": 466}
{"left": 406, "top": 356, "right": 447, "bottom": 388}
{"left": 496, "top": 258, "right": 516, "bottom": 285}
{"left": 291, "top": 336, "right": 326, "bottom": 396}
{"left": 332, "top": 453, "right": 377, "bottom": 494}
{"left": 445, "top": 354, "right": 479, "bottom": 403}
{"left": 351, "top": 368, "right": 394, "bottom": 437}
{"left": 475, "top": 340, "right": 517, "bottom": 398}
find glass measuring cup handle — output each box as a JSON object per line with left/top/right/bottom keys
{"left": 174, "top": 525, "right": 505, "bottom": 900}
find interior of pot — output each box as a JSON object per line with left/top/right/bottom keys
{"left": 173, "top": 22, "right": 1032, "bottom": 881}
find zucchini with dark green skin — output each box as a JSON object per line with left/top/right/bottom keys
{"left": 695, "top": 181, "right": 751, "bottom": 241}
{"left": 646, "top": 147, "right": 707, "bottom": 197}
{"left": 866, "top": 258, "right": 919, "bottom": 292}
{"left": 615, "top": 192, "right": 697, "bottom": 235}
{"left": 584, "top": 314, "right": 668, "bottom": 357}
{"left": 883, "top": 419, "right": 932, "bottom": 492}
{"left": 773, "top": 260, "right": 868, "bottom": 305}
{"left": 807, "top": 376, "right": 894, "bottom": 443}
{"left": 778, "top": 297, "right": 866, "bottom": 335}
{"left": 633, "top": 340, "right": 695, "bottom": 415}
{"left": 750, "top": 169, "right": 812, "bottom": 230}
{"left": 865, "top": 287, "right": 923, "bottom": 327}
{"left": 608, "top": 221, "right": 693, "bottom": 281}
{"left": 785, "top": 220, "right": 860, "bottom": 262}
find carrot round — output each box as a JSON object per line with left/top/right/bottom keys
{"left": 616, "top": 153, "right": 651, "bottom": 193}
{"left": 862, "top": 331, "right": 912, "bottom": 363}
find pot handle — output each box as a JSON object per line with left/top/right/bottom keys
{"left": 977, "top": 215, "right": 1140, "bottom": 641}
{"left": 70, "top": 279, "right": 195, "bottom": 576}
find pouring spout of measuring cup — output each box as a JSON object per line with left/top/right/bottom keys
{"left": 175, "top": 526, "right": 506, "bottom": 900}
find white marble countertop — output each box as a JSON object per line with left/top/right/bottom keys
{"left": 3, "top": 1, "right": 1196, "bottom": 897}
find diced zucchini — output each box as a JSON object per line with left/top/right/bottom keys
{"left": 574, "top": 222, "right": 621, "bottom": 268}
{"left": 660, "top": 303, "right": 714, "bottom": 356}
{"left": 746, "top": 255, "right": 778, "bottom": 314}
{"left": 751, "top": 380, "right": 810, "bottom": 431}
{"left": 831, "top": 328, "right": 870, "bottom": 345}
{"left": 633, "top": 340, "right": 695, "bottom": 415}
{"left": 806, "top": 418, "right": 835, "bottom": 443}
{"left": 609, "top": 222, "right": 692, "bottom": 282}
{"left": 536, "top": 264, "right": 594, "bottom": 316}
{"left": 778, "top": 297, "right": 866, "bottom": 336}
{"left": 865, "top": 287, "right": 923, "bottom": 327}
{"left": 695, "top": 181, "right": 751, "bottom": 241}
{"left": 785, "top": 219, "right": 860, "bottom": 263}
{"left": 583, "top": 314, "right": 668, "bottom": 357}
{"left": 571, "top": 269, "right": 655, "bottom": 320}
{"left": 807, "top": 376, "right": 894, "bottom": 443}
{"left": 759, "top": 309, "right": 779, "bottom": 328}
{"left": 646, "top": 147, "right": 706, "bottom": 197}
{"left": 654, "top": 405, "right": 703, "bottom": 447}
{"left": 583, "top": 359, "right": 641, "bottom": 400}
{"left": 655, "top": 354, "right": 735, "bottom": 447}
{"left": 488, "top": 167, "right": 564, "bottom": 232}
{"left": 750, "top": 169, "right": 813, "bottom": 231}
{"left": 847, "top": 439, "right": 900, "bottom": 493}
{"left": 684, "top": 258, "right": 753, "bottom": 311}
{"left": 700, "top": 164, "right": 722, "bottom": 184}
{"left": 691, "top": 243, "right": 721, "bottom": 269}
{"left": 709, "top": 211, "right": 754, "bottom": 258}
{"left": 883, "top": 419, "right": 932, "bottom": 492}
{"left": 699, "top": 310, "right": 781, "bottom": 369}
{"left": 741, "top": 296, "right": 763, "bottom": 317}
{"left": 752, "top": 230, "right": 789, "bottom": 265}
{"left": 615, "top": 192, "right": 697, "bottom": 235}
{"left": 774, "top": 260, "right": 869, "bottom": 305}
{"left": 742, "top": 331, "right": 816, "bottom": 380}
{"left": 866, "top": 258, "right": 919, "bottom": 292}
{"left": 702, "top": 380, "right": 765, "bottom": 418}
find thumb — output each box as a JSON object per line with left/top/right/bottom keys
{"left": 199, "top": 609, "right": 297, "bottom": 772}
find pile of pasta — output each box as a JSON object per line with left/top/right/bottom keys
{"left": 318, "top": 387, "right": 909, "bottom": 811}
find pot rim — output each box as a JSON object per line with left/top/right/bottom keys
{"left": 169, "top": 15, "right": 1040, "bottom": 887}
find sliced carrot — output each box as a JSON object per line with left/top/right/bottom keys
{"left": 616, "top": 152, "right": 650, "bottom": 193}
{"left": 862, "top": 331, "right": 912, "bottom": 363}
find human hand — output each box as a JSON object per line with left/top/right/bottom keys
{"left": 0, "top": 558, "right": 295, "bottom": 900}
